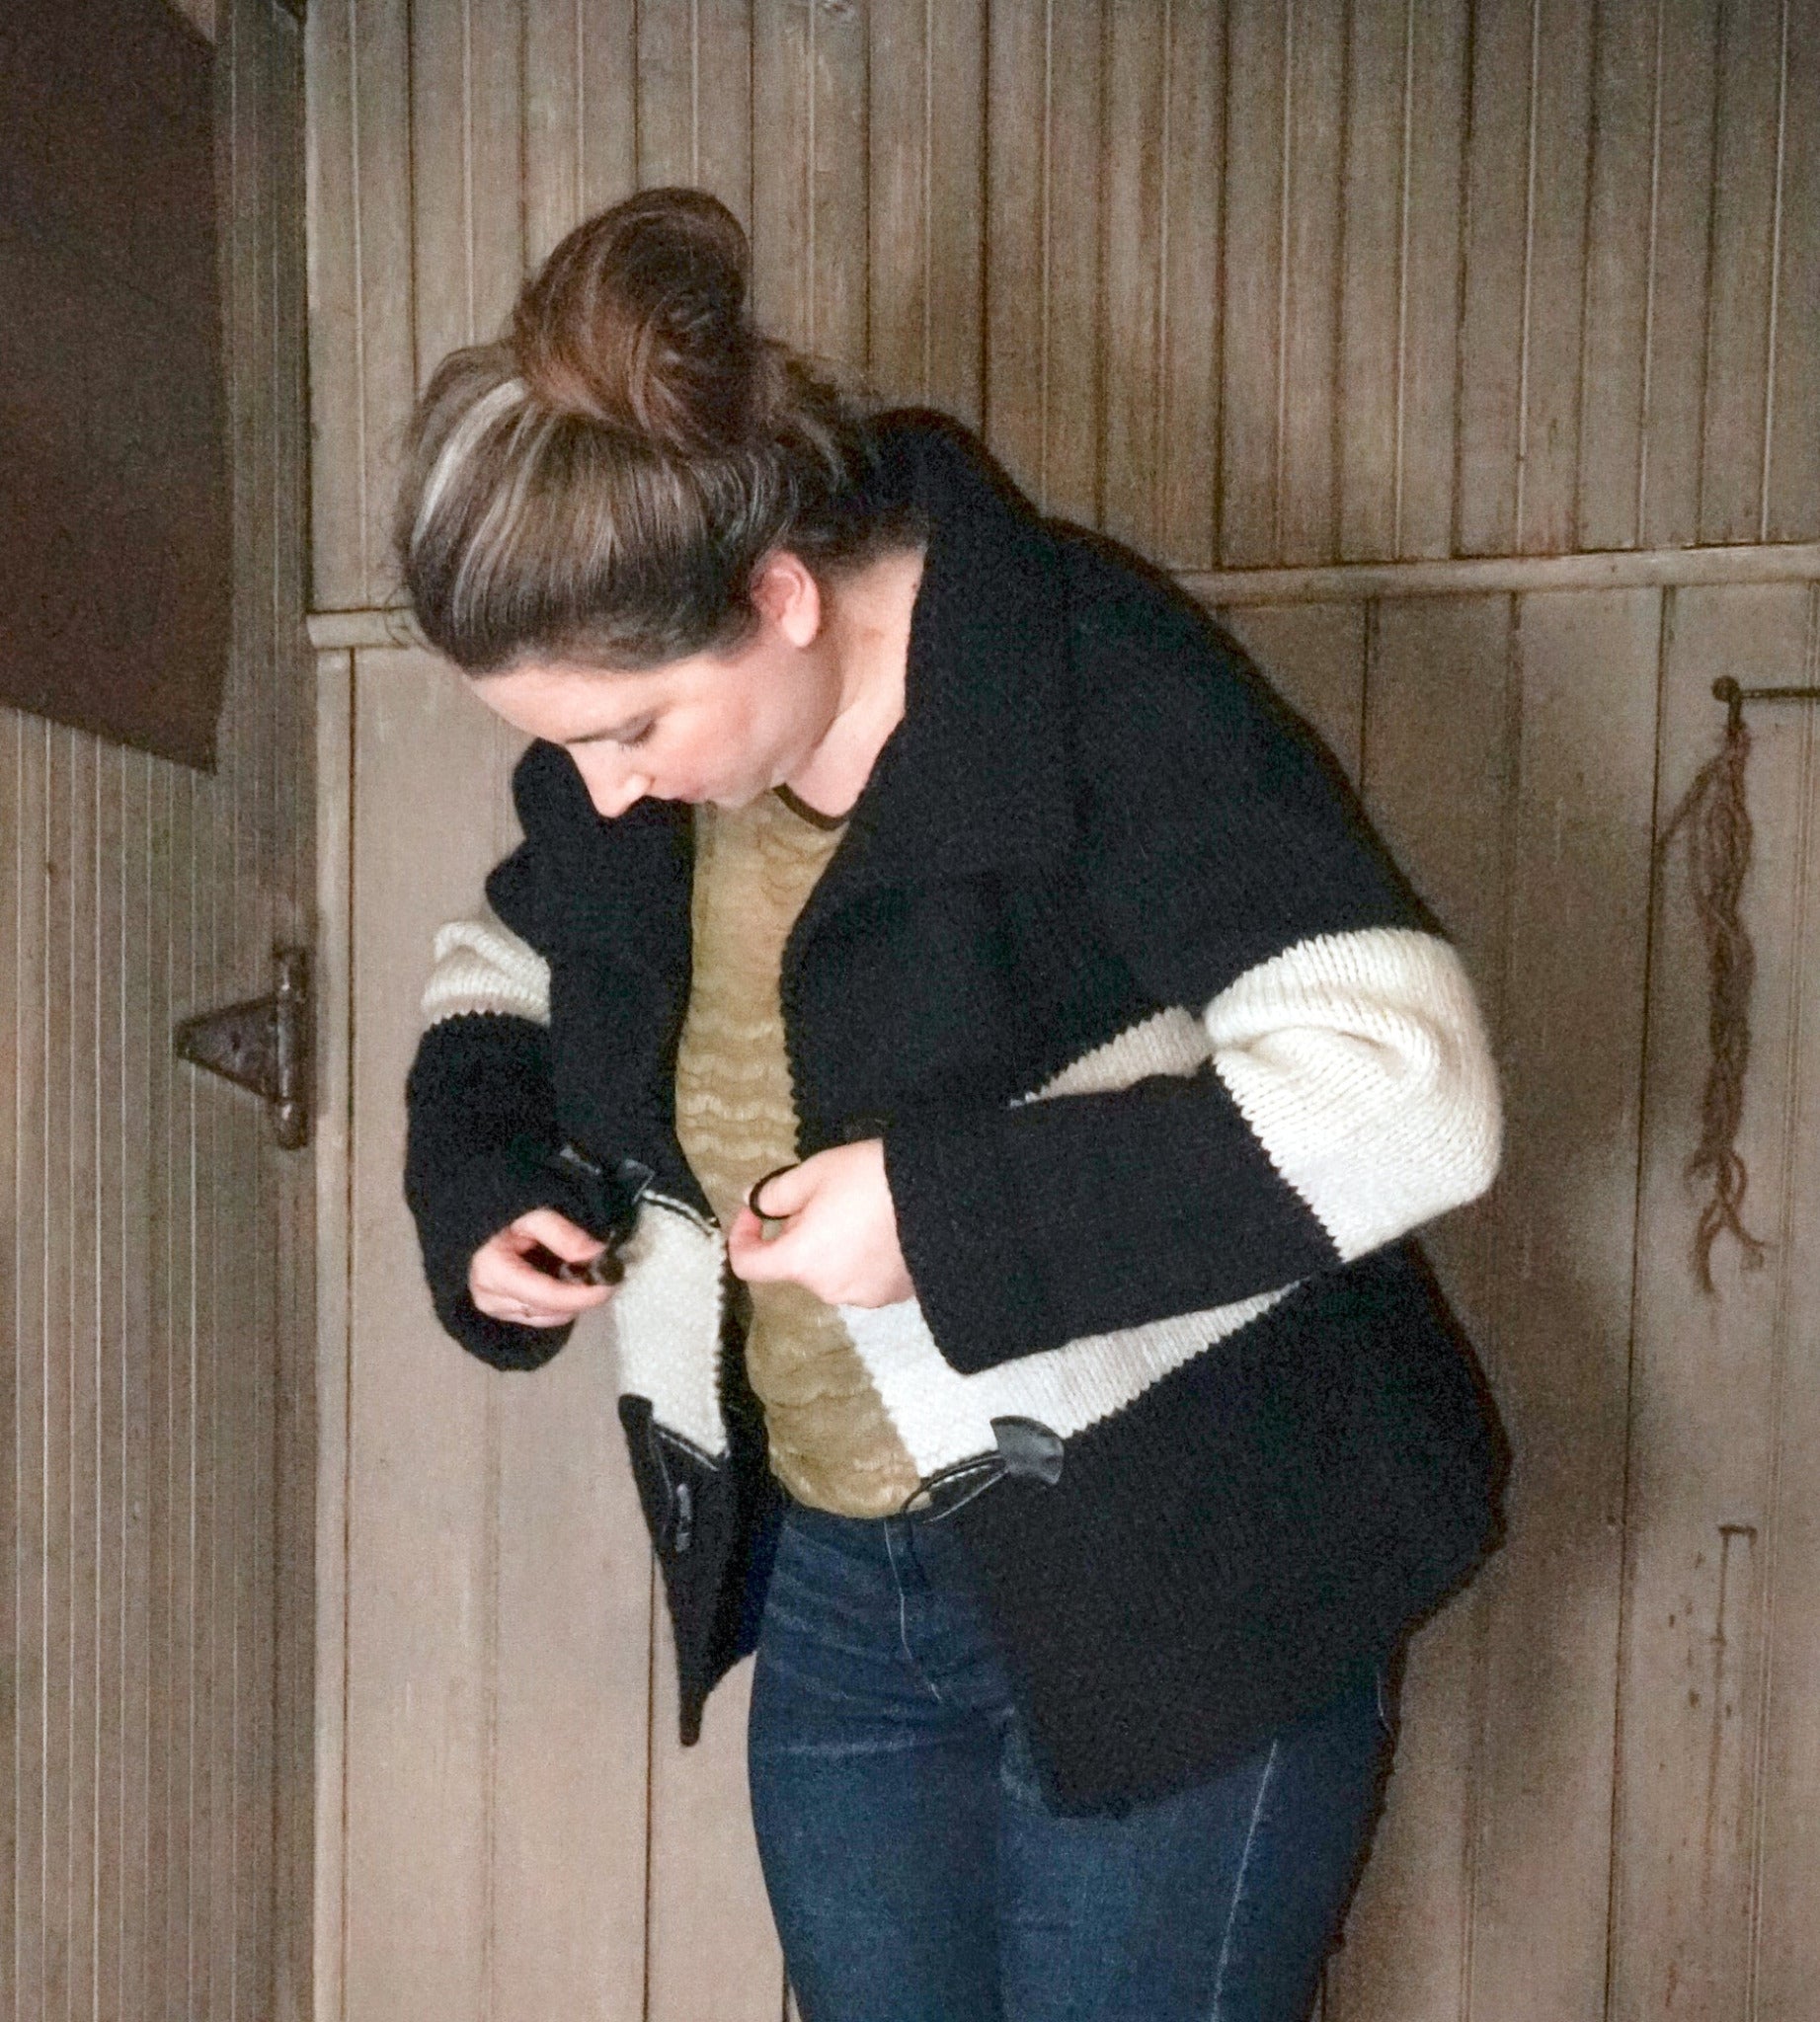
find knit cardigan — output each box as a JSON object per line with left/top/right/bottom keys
{"left": 403, "top": 413, "right": 1508, "bottom": 1813}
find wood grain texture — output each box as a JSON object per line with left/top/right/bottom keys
{"left": 1327, "top": 594, "right": 1516, "bottom": 2022}
{"left": 1275, "top": 0, "right": 1344, "bottom": 564}
{"left": 1766, "top": 0, "right": 1820, "bottom": 541}
{"left": 1608, "top": 583, "right": 1817, "bottom": 2022}
{"left": 523, "top": 0, "right": 637, "bottom": 266}
{"left": 1218, "top": 601, "right": 1366, "bottom": 781}
{"left": 490, "top": 1306, "right": 655, "bottom": 2021}
{"left": 343, "top": 653, "right": 499, "bottom": 2022}
{"left": 410, "top": 0, "right": 526, "bottom": 381}
{"left": 646, "top": 1649, "right": 783, "bottom": 2022}
{"left": 1749, "top": 587, "right": 1820, "bottom": 2022}
{"left": 1155, "top": 0, "right": 1225, "bottom": 570}
{"left": 1219, "top": 0, "right": 1287, "bottom": 564}
{"left": 1636, "top": 0, "right": 1723, "bottom": 548}
{"left": 3, "top": 8, "right": 312, "bottom": 2016}
{"left": 1466, "top": 588, "right": 1661, "bottom": 2022}
{"left": 1100, "top": 0, "right": 1168, "bottom": 553}
{"left": 868, "top": 0, "right": 987, "bottom": 423}
{"left": 1699, "top": 0, "right": 1786, "bottom": 543}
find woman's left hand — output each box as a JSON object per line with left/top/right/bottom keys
{"left": 725, "top": 1139, "right": 914, "bottom": 1308}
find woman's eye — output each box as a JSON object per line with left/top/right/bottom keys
{"left": 615, "top": 722, "right": 655, "bottom": 749}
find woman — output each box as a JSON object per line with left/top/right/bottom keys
{"left": 397, "top": 188, "right": 1504, "bottom": 2022}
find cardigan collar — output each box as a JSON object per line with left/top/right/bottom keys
{"left": 815, "top": 414, "right": 1077, "bottom": 901}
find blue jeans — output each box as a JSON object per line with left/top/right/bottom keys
{"left": 748, "top": 1500, "right": 1392, "bottom": 2022}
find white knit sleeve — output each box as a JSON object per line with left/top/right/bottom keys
{"left": 1203, "top": 926, "right": 1501, "bottom": 1257}
{"left": 421, "top": 905, "right": 551, "bottom": 1029}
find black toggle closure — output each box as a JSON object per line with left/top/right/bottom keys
{"left": 991, "top": 1416, "right": 1066, "bottom": 1485}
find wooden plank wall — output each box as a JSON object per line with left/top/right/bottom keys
{"left": 1, "top": 4, "right": 316, "bottom": 2020}
{"left": 305, "top": 4, "right": 1820, "bottom": 2019}
{"left": 307, "top": 0, "right": 1820, "bottom": 615}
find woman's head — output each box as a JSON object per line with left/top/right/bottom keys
{"left": 396, "top": 188, "right": 900, "bottom": 676}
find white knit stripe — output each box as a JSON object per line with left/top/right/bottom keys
{"left": 838, "top": 1287, "right": 1291, "bottom": 1478}
{"left": 1026, "top": 1003, "right": 1211, "bottom": 1098}
{"left": 422, "top": 907, "right": 552, "bottom": 1027}
{"left": 839, "top": 927, "right": 1495, "bottom": 1477}
{"left": 608, "top": 1194, "right": 728, "bottom": 1458}
{"left": 1203, "top": 926, "right": 1500, "bottom": 1260}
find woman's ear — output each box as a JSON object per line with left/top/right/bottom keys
{"left": 751, "top": 551, "right": 824, "bottom": 648}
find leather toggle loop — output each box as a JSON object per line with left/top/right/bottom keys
{"left": 990, "top": 1416, "right": 1065, "bottom": 1486}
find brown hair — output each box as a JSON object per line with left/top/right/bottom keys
{"left": 396, "top": 189, "right": 904, "bottom": 674}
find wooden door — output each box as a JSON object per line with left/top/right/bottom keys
{"left": 1, "top": 4, "right": 315, "bottom": 2020}
{"left": 308, "top": 4, "right": 1820, "bottom": 2018}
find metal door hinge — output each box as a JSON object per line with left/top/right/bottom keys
{"left": 175, "top": 947, "right": 312, "bottom": 1149}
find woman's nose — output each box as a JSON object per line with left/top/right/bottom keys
{"left": 576, "top": 752, "right": 652, "bottom": 817}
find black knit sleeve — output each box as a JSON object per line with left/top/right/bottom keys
{"left": 884, "top": 554, "right": 1493, "bottom": 1374}
{"left": 403, "top": 1012, "right": 580, "bottom": 1370}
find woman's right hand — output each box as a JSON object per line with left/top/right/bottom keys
{"left": 469, "top": 1208, "right": 616, "bottom": 1328}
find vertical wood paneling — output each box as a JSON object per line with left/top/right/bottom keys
{"left": 1751, "top": 594, "right": 1820, "bottom": 2020}
{"left": 1608, "top": 583, "right": 1818, "bottom": 2022}
{"left": 1329, "top": 595, "right": 1516, "bottom": 2022}
{"left": 1219, "top": 0, "right": 1286, "bottom": 564}
{"left": 1156, "top": 0, "right": 1225, "bottom": 570}
{"left": 1275, "top": 0, "right": 1344, "bottom": 563}
{"left": 4, "top": 4, "right": 313, "bottom": 2015}
{"left": 1467, "top": 587, "right": 1661, "bottom": 2022}
{"left": 637, "top": 0, "right": 752, "bottom": 227}
{"left": 1637, "top": 0, "right": 1723, "bottom": 548}
{"left": 1040, "top": 0, "right": 1105, "bottom": 526}
{"left": 1392, "top": 0, "right": 1472, "bottom": 560}
{"left": 343, "top": 654, "right": 498, "bottom": 2022}
{"left": 1336, "top": 0, "right": 1410, "bottom": 564}
{"left": 522, "top": 0, "right": 637, "bottom": 266}
{"left": 411, "top": 0, "right": 525, "bottom": 381}
{"left": 1458, "top": 0, "right": 1599, "bottom": 554}
{"left": 1576, "top": 0, "right": 1661, "bottom": 550}
{"left": 983, "top": 0, "right": 1048, "bottom": 495}
{"left": 0, "top": 712, "right": 18, "bottom": 2022}
{"left": 1699, "top": 0, "right": 1787, "bottom": 542}
{"left": 868, "top": 0, "right": 987, "bottom": 424}
{"left": 1766, "top": 3, "right": 1819, "bottom": 541}
{"left": 490, "top": 1309, "right": 655, "bottom": 2020}
{"left": 306, "top": 0, "right": 414, "bottom": 607}
{"left": 1102, "top": 2, "right": 1168, "bottom": 555}
{"left": 1219, "top": 603, "right": 1366, "bottom": 780}
{"left": 12, "top": 724, "right": 49, "bottom": 2021}
{"left": 752, "top": 0, "right": 866, "bottom": 369}
{"left": 646, "top": 1647, "right": 783, "bottom": 2022}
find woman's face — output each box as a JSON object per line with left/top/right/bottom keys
{"left": 473, "top": 556, "right": 839, "bottom": 817}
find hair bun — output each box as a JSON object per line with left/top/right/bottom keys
{"left": 512, "top": 187, "right": 768, "bottom": 451}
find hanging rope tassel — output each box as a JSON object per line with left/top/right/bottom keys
{"left": 1658, "top": 680, "right": 1767, "bottom": 1292}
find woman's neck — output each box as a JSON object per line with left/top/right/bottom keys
{"left": 783, "top": 543, "right": 926, "bottom": 817}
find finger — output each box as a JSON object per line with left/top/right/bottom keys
{"left": 475, "top": 1248, "right": 613, "bottom": 1314}
{"left": 726, "top": 1206, "right": 804, "bottom": 1285}
{"left": 473, "top": 1294, "right": 575, "bottom": 1328}
{"left": 509, "top": 1208, "right": 607, "bottom": 1265}
{"left": 747, "top": 1160, "right": 815, "bottom": 1220}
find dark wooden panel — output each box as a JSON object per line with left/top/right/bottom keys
{"left": 0, "top": 0, "right": 226, "bottom": 764}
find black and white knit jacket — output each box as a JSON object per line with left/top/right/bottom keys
{"left": 404, "top": 414, "right": 1507, "bottom": 1812}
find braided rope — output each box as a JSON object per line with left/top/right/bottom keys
{"left": 1659, "top": 698, "right": 1767, "bottom": 1291}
